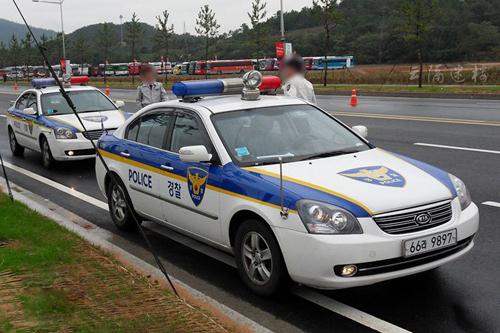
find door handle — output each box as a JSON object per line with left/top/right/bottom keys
{"left": 161, "top": 164, "right": 174, "bottom": 171}
{"left": 120, "top": 151, "right": 131, "bottom": 157}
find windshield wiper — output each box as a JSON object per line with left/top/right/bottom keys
{"left": 299, "top": 150, "right": 359, "bottom": 161}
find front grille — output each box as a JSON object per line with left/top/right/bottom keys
{"left": 373, "top": 201, "right": 453, "bottom": 235}
{"left": 334, "top": 235, "right": 474, "bottom": 277}
{"left": 82, "top": 129, "right": 116, "bottom": 141}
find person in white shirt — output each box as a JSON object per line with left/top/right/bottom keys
{"left": 281, "top": 55, "right": 317, "bottom": 104}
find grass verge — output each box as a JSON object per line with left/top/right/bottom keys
{"left": 314, "top": 84, "right": 500, "bottom": 96}
{"left": 0, "top": 193, "right": 231, "bottom": 333}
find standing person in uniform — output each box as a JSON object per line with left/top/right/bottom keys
{"left": 136, "top": 64, "right": 168, "bottom": 107}
{"left": 281, "top": 54, "right": 317, "bottom": 104}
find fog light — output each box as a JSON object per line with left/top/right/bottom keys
{"left": 340, "top": 264, "right": 358, "bottom": 277}
{"left": 67, "top": 150, "right": 74, "bottom": 156}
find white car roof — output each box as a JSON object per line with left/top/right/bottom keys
{"left": 160, "top": 95, "right": 308, "bottom": 114}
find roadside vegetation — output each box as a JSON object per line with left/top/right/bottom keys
{"left": 0, "top": 193, "right": 231, "bottom": 333}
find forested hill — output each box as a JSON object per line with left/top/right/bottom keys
{"left": 0, "top": 18, "right": 56, "bottom": 44}
{"left": 1, "top": 0, "right": 499, "bottom": 67}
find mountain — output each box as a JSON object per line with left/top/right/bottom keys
{"left": 0, "top": 18, "right": 56, "bottom": 45}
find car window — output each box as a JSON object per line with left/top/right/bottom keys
{"left": 15, "top": 93, "right": 30, "bottom": 110}
{"left": 26, "top": 93, "right": 38, "bottom": 113}
{"left": 127, "top": 112, "right": 173, "bottom": 149}
{"left": 170, "top": 112, "right": 208, "bottom": 154}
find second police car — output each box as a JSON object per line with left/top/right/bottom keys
{"left": 95, "top": 71, "right": 479, "bottom": 296}
{"left": 6, "top": 77, "right": 127, "bottom": 168}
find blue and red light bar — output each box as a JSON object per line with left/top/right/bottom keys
{"left": 32, "top": 76, "right": 90, "bottom": 89}
{"left": 172, "top": 76, "right": 282, "bottom": 99}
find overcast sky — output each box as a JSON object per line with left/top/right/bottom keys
{"left": 5, "top": 0, "right": 313, "bottom": 34}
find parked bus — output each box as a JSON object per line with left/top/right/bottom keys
{"left": 208, "top": 59, "right": 255, "bottom": 75}
{"left": 258, "top": 58, "right": 279, "bottom": 71}
{"left": 303, "top": 57, "right": 314, "bottom": 71}
{"left": 191, "top": 59, "right": 255, "bottom": 75}
{"left": 128, "top": 62, "right": 142, "bottom": 76}
{"left": 111, "top": 63, "right": 129, "bottom": 76}
{"left": 312, "top": 56, "right": 354, "bottom": 70}
{"left": 151, "top": 61, "right": 173, "bottom": 75}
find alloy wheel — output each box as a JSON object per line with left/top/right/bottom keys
{"left": 242, "top": 231, "right": 273, "bottom": 285}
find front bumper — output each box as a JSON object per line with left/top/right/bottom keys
{"left": 46, "top": 133, "right": 96, "bottom": 161}
{"left": 275, "top": 199, "right": 479, "bottom": 290}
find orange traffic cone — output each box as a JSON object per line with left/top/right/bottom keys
{"left": 350, "top": 88, "right": 358, "bottom": 107}
{"left": 13, "top": 82, "right": 19, "bottom": 92}
{"left": 105, "top": 85, "right": 110, "bottom": 96}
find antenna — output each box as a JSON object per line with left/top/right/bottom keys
{"left": 11, "top": 0, "right": 178, "bottom": 296}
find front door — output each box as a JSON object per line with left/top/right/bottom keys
{"left": 161, "top": 110, "right": 222, "bottom": 243}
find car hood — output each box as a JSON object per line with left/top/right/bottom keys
{"left": 47, "top": 110, "right": 126, "bottom": 131}
{"left": 244, "top": 148, "right": 455, "bottom": 216}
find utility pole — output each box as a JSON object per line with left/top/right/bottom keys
{"left": 280, "top": 0, "right": 285, "bottom": 41}
{"left": 119, "top": 14, "right": 124, "bottom": 47}
{"left": 32, "top": 0, "right": 66, "bottom": 59}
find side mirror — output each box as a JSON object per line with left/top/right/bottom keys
{"left": 22, "top": 107, "right": 37, "bottom": 116}
{"left": 352, "top": 125, "right": 368, "bottom": 139}
{"left": 179, "top": 145, "right": 212, "bottom": 163}
{"left": 115, "top": 100, "right": 125, "bottom": 108}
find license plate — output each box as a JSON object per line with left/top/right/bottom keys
{"left": 403, "top": 229, "right": 457, "bottom": 257}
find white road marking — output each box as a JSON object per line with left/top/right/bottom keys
{"left": 482, "top": 201, "right": 500, "bottom": 208}
{"left": 293, "top": 288, "right": 411, "bottom": 333}
{"left": 1, "top": 161, "right": 411, "bottom": 332}
{"left": 414, "top": 143, "right": 500, "bottom": 155}
{"left": 2, "top": 161, "right": 108, "bottom": 211}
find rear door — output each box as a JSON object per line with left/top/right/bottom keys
{"left": 119, "top": 108, "right": 175, "bottom": 221}
{"left": 161, "top": 109, "right": 222, "bottom": 243}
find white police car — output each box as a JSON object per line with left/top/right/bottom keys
{"left": 6, "top": 77, "right": 127, "bottom": 168}
{"left": 95, "top": 71, "right": 479, "bottom": 296}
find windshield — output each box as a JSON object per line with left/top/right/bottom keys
{"left": 212, "top": 105, "right": 371, "bottom": 166}
{"left": 41, "top": 90, "right": 117, "bottom": 115}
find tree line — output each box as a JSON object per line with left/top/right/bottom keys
{"left": 0, "top": 0, "right": 498, "bottom": 72}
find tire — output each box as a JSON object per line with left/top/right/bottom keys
{"left": 40, "top": 136, "right": 55, "bottom": 169}
{"left": 234, "top": 219, "right": 288, "bottom": 296}
{"left": 8, "top": 127, "right": 24, "bottom": 156}
{"left": 106, "top": 176, "right": 140, "bottom": 231}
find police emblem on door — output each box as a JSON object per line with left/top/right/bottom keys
{"left": 339, "top": 166, "right": 405, "bottom": 187}
{"left": 187, "top": 167, "right": 208, "bottom": 206}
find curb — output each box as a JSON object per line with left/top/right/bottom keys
{"left": 0, "top": 178, "right": 272, "bottom": 333}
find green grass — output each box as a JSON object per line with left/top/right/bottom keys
{"left": 314, "top": 84, "right": 500, "bottom": 95}
{"left": 0, "top": 194, "right": 228, "bottom": 333}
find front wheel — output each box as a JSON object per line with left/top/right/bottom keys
{"left": 40, "top": 136, "right": 55, "bottom": 169}
{"left": 8, "top": 128, "right": 24, "bottom": 156}
{"left": 234, "top": 220, "right": 288, "bottom": 296}
{"left": 106, "top": 177, "right": 140, "bottom": 231}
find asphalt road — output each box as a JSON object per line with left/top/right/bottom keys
{"left": 1, "top": 89, "right": 499, "bottom": 333}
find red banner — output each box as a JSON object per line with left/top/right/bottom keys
{"left": 275, "top": 42, "right": 284, "bottom": 59}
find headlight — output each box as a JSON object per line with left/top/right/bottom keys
{"left": 296, "top": 200, "right": 363, "bottom": 234}
{"left": 449, "top": 174, "right": 472, "bottom": 210}
{"left": 54, "top": 127, "right": 76, "bottom": 139}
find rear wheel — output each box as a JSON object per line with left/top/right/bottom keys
{"left": 234, "top": 220, "right": 288, "bottom": 296}
{"left": 8, "top": 127, "right": 24, "bottom": 156}
{"left": 106, "top": 176, "right": 140, "bottom": 231}
{"left": 40, "top": 136, "right": 55, "bottom": 169}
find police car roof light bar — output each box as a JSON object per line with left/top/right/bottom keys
{"left": 12, "top": 0, "right": 179, "bottom": 297}
{"left": 172, "top": 75, "right": 282, "bottom": 101}
{"left": 32, "top": 78, "right": 57, "bottom": 89}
